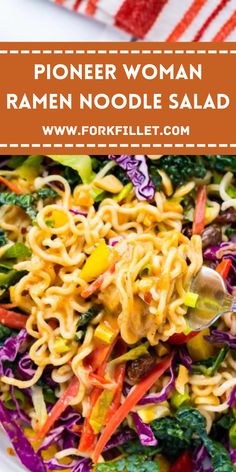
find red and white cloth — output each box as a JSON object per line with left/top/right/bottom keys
{"left": 52, "top": 0, "right": 236, "bottom": 41}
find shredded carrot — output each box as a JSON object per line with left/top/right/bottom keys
{"left": 0, "top": 176, "right": 24, "bottom": 194}
{"left": 81, "top": 263, "right": 116, "bottom": 299}
{"left": 0, "top": 303, "right": 17, "bottom": 309}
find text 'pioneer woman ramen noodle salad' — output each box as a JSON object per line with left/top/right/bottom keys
{"left": 0, "top": 155, "right": 236, "bottom": 472}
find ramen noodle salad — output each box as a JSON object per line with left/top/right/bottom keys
{"left": 0, "top": 155, "right": 236, "bottom": 472}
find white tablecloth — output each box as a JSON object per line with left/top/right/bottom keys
{"left": 0, "top": 0, "right": 128, "bottom": 41}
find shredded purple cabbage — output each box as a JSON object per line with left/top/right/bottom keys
{"left": 104, "top": 427, "right": 136, "bottom": 451}
{"left": 138, "top": 357, "right": 176, "bottom": 406}
{"left": 10, "top": 385, "right": 30, "bottom": 424}
{"left": 17, "top": 354, "right": 37, "bottom": 380}
{"left": 72, "top": 459, "right": 92, "bottom": 472}
{"left": 70, "top": 208, "right": 88, "bottom": 216}
{"left": 205, "top": 329, "right": 236, "bottom": 350}
{"left": 230, "top": 447, "right": 236, "bottom": 464}
{"left": 204, "top": 242, "right": 236, "bottom": 293}
{"left": 45, "top": 458, "right": 78, "bottom": 471}
{"left": 0, "top": 400, "right": 46, "bottom": 472}
{"left": 46, "top": 457, "right": 92, "bottom": 472}
{"left": 0, "top": 329, "right": 28, "bottom": 376}
{"left": 228, "top": 385, "right": 236, "bottom": 407}
{"left": 192, "top": 445, "right": 213, "bottom": 472}
{"left": 178, "top": 346, "right": 193, "bottom": 371}
{"left": 108, "top": 155, "right": 155, "bottom": 201}
{"left": 131, "top": 412, "right": 158, "bottom": 446}
{"left": 38, "top": 407, "right": 81, "bottom": 452}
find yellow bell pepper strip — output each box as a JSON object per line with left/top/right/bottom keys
{"left": 216, "top": 258, "right": 232, "bottom": 280}
{"left": 93, "top": 353, "right": 173, "bottom": 463}
{"left": 81, "top": 262, "right": 116, "bottom": 299}
{"left": 78, "top": 337, "right": 118, "bottom": 453}
{"left": 35, "top": 376, "right": 80, "bottom": 441}
{"left": 175, "top": 365, "right": 189, "bottom": 395}
{"left": 54, "top": 337, "right": 71, "bottom": 354}
{"left": 80, "top": 241, "right": 111, "bottom": 283}
{"left": 192, "top": 185, "right": 207, "bottom": 235}
{"left": 89, "top": 390, "right": 114, "bottom": 434}
{"left": 0, "top": 176, "right": 24, "bottom": 194}
{"left": 187, "top": 328, "right": 214, "bottom": 361}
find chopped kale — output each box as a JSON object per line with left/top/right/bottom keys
{"left": 0, "top": 192, "right": 36, "bottom": 218}
{"left": 63, "top": 166, "right": 82, "bottom": 188}
{"left": 203, "top": 156, "right": 236, "bottom": 174}
{"left": 176, "top": 406, "right": 206, "bottom": 437}
{"left": 95, "top": 454, "right": 158, "bottom": 472}
{"left": 191, "top": 347, "right": 229, "bottom": 376}
{"left": 75, "top": 306, "right": 101, "bottom": 342}
{"left": 204, "top": 439, "right": 235, "bottom": 472}
{"left": 0, "top": 323, "right": 17, "bottom": 343}
{"left": 120, "top": 438, "right": 159, "bottom": 457}
{"left": 42, "top": 385, "right": 57, "bottom": 404}
{"left": 176, "top": 406, "right": 234, "bottom": 472}
{"left": 0, "top": 230, "right": 7, "bottom": 247}
{"left": 120, "top": 407, "right": 234, "bottom": 469}
{"left": 77, "top": 306, "right": 101, "bottom": 328}
{"left": 36, "top": 187, "right": 58, "bottom": 199}
{"left": 211, "top": 411, "right": 235, "bottom": 446}
{"left": 8, "top": 156, "right": 28, "bottom": 169}
{"left": 92, "top": 157, "right": 130, "bottom": 185}
{"left": 147, "top": 163, "right": 163, "bottom": 190}
{"left": 153, "top": 156, "right": 207, "bottom": 188}
{"left": 151, "top": 417, "right": 191, "bottom": 460}
{"left": 0, "top": 187, "right": 57, "bottom": 219}
{"left": 0, "top": 269, "right": 27, "bottom": 289}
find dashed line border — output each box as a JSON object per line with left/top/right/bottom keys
{"left": 0, "top": 49, "right": 236, "bottom": 55}
{"left": 0, "top": 144, "right": 235, "bottom": 149}
{"left": 0, "top": 47, "right": 235, "bottom": 150}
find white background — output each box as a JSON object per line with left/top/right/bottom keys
{"left": 0, "top": 0, "right": 128, "bottom": 41}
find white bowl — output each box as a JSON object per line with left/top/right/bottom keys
{"left": 0, "top": 429, "right": 27, "bottom": 471}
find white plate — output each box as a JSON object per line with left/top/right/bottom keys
{"left": 0, "top": 429, "right": 27, "bottom": 471}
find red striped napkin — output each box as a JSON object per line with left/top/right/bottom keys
{"left": 52, "top": 0, "right": 236, "bottom": 41}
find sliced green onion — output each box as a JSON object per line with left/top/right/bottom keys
{"left": 94, "top": 323, "right": 116, "bottom": 344}
{"left": 109, "top": 343, "right": 149, "bottom": 366}
{"left": 4, "top": 388, "right": 26, "bottom": 410}
{"left": 113, "top": 182, "right": 133, "bottom": 202}
{"left": 184, "top": 291, "right": 199, "bottom": 308}
{"left": 230, "top": 423, "right": 236, "bottom": 448}
{"left": 171, "top": 391, "right": 190, "bottom": 409}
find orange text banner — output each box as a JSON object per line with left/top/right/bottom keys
{"left": 0, "top": 42, "right": 235, "bottom": 154}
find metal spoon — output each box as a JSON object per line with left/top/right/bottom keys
{"left": 187, "top": 266, "right": 236, "bottom": 331}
